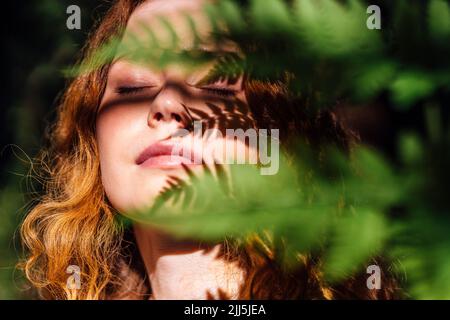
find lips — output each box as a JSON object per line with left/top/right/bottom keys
{"left": 136, "top": 142, "right": 199, "bottom": 169}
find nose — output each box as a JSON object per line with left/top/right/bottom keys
{"left": 147, "top": 86, "right": 190, "bottom": 130}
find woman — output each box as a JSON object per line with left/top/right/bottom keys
{"left": 20, "top": 0, "right": 399, "bottom": 300}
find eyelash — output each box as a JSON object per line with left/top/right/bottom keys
{"left": 116, "top": 86, "right": 148, "bottom": 95}
{"left": 200, "top": 87, "right": 237, "bottom": 97}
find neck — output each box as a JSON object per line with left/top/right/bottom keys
{"left": 133, "top": 224, "right": 245, "bottom": 300}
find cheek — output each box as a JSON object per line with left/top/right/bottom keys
{"left": 95, "top": 105, "right": 147, "bottom": 212}
{"left": 96, "top": 105, "right": 143, "bottom": 166}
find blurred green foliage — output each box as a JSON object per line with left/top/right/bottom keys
{"left": 131, "top": 147, "right": 394, "bottom": 281}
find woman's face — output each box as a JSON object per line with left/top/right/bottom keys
{"left": 96, "top": 0, "right": 256, "bottom": 213}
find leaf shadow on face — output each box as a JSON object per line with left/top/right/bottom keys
{"left": 155, "top": 87, "right": 258, "bottom": 208}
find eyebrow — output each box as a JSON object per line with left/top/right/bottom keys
{"left": 196, "top": 42, "right": 242, "bottom": 55}
{"left": 111, "top": 40, "right": 242, "bottom": 66}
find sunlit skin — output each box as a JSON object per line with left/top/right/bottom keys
{"left": 96, "top": 0, "right": 256, "bottom": 299}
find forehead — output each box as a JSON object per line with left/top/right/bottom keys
{"left": 125, "top": 0, "right": 212, "bottom": 49}
{"left": 131, "top": 0, "right": 207, "bottom": 19}
{"left": 123, "top": 0, "right": 240, "bottom": 52}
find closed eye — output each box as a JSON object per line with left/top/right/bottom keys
{"left": 116, "top": 85, "right": 238, "bottom": 97}
{"left": 115, "top": 86, "right": 154, "bottom": 95}
{"left": 200, "top": 86, "right": 238, "bottom": 97}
